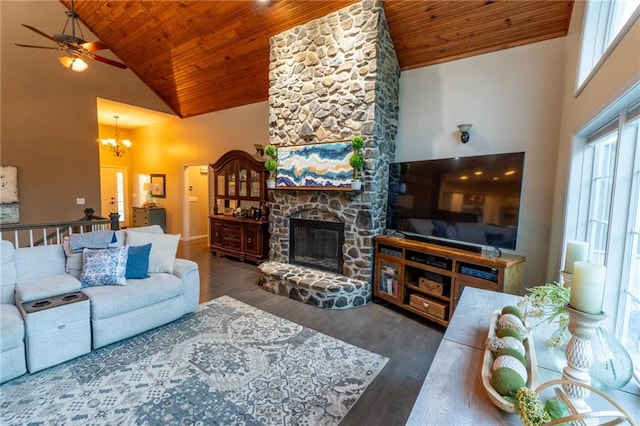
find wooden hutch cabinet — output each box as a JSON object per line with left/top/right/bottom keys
{"left": 209, "top": 150, "right": 269, "bottom": 263}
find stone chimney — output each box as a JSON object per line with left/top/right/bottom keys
{"left": 267, "top": 0, "right": 400, "bottom": 283}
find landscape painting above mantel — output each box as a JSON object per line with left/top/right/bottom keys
{"left": 276, "top": 141, "right": 353, "bottom": 189}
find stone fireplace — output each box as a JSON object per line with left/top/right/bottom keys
{"left": 259, "top": 0, "right": 400, "bottom": 308}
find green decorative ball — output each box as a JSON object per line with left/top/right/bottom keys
{"left": 497, "top": 327, "right": 524, "bottom": 342}
{"left": 501, "top": 305, "right": 524, "bottom": 321}
{"left": 493, "top": 355, "right": 528, "bottom": 383}
{"left": 499, "top": 336, "right": 526, "bottom": 356}
{"left": 496, "top": 347, "right": 526, "bottom": 367}
{"left": 498, "top": 313, "right": 528, "bottom": 336}
{"left": 491, "top": 367, "right": 526, "bottom": 397}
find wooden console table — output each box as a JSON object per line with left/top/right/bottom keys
{"left": 406, "top": 286, "right": 639, "bottom": 425}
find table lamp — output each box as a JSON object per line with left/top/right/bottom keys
{"left": 143, "top": 183, "right": 153, "bottom": 203}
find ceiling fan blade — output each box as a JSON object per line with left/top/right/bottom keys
{"left": 81, "top": 41, "right": 108, "bottom": 52}
{"left": 15, "top": 43, "right": 61, "bottom": 50}
{"left": 89, "top": 53, "right": 128, "bottom": 69}
{"left": 21, "top": 24, "right": 58, "bottom": 44}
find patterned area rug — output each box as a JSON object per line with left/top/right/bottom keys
{"left": 0, "top": 296, "right": 387, "bottom": 425}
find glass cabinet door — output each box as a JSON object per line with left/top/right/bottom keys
{"left": 250, "top": 170, "right": 261, "bottom": 198}
{"left": 216, "top": 174, "right": 226, "bottom": 197}
{"left": 239, "top": 162, "right": 247, "bottom": 197}
{"left": 226, "top": 163, "right": 236, "bottom": 197}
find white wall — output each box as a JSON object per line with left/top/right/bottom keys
{"left": 396, "top": 38, "right": 568, "bottom": 290}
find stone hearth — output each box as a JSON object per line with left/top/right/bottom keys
{"left": 259, "top": 0, "right": 400, "bottom": 308}
{"left": 258, "top": 262, "right": 369, "bottom": 309}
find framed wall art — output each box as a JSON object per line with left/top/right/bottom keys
{"left": 0, "top": 165, "right": 19, "bottom": 224}
{"left": 276, "top": 141, "right": 353, "bottom": 189}
{"left": 150, "top": 174, "right": 166, "bottom": 198}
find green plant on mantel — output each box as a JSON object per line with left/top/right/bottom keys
{"left": 349, "top": 136, "right": 365, "bottom": 181}
{"left": 264, "top": 144, "right": 278, "bottom": 181}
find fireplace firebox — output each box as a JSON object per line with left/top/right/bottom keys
{"left": 289, "top": 218, "right": 344, "bottom": 274}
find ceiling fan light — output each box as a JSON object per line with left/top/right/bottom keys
{"left": 58, "top": 55, "right": 88, "bottom": 72}
{"left": 71, "top": 57, "right": 88, "bottom": 72}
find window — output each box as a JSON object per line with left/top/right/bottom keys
{"left": 619, "top": 109, "right": 640, "bottom": 382}
{"left": 577, "top": 0, "right": 640, "bottom": 89}
{"left": 585, "top": 128, "right": 618, "bottom": 264}
{"left": 116, "top": 171, "right": 126, "bottom": 223}
{"left": 576, "top": 100, "right": 640, "bottom": 382}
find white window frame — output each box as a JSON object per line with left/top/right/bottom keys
{"left": 566, "top": 90, "right": 640, "bottom": 383}
{"left": 617, "top": 109, "right": 640, "bottom": 383}
{"left": 576, "top": 0, "right": 640, "bottom": 95}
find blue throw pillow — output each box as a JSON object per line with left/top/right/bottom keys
{"left": 126, "top": 243, "right": 152, "bottom": 279}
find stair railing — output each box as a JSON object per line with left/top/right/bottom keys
{"left": 0, "top": 208, "right": 120, "bottom": 248}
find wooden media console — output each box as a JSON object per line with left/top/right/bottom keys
{"left": 373, "top": 235, "right": 526, "bottom": 326}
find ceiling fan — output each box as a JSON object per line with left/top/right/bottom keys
{"left": 15, "top": 0, "right": 127, "bottom": 72}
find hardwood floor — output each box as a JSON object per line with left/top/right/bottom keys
{"left": 177, "top": 240, "right": 444, "bottom": 425}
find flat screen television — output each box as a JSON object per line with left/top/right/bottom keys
{"left": 386, "top": 152, "right": 525, "bottom": 252}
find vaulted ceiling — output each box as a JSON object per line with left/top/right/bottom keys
{"left": 61, "top": 0, "right": 573, "bottom": 119}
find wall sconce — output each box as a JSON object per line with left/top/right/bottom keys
{"left": 254, "top": 144, "right": 264, "bottom": 156}
{"left": 457, "top": 123, "right": 473, "bottom": 143}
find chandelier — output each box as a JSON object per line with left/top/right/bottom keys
{"left": 101, "top": 115, "right": 131, "bottom": 157}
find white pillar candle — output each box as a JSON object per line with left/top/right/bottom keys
{"left": 570, "top": 261, "right": 606, "bottom": 314}
{"left": 563, "top": 241, "right": 589, "bottom": 274}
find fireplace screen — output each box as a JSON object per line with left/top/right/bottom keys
{"left": 289, "top": 218, "right": 344, "bottom": 274}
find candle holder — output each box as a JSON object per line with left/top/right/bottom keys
{"left": 559, "top": 270, "right": 573, "bottom": 288}
{"left": 562, "top": 304, "right": 604, "bottom": 412}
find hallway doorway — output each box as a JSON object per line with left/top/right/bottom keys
{"left": 183, "top": 165, "right": 209, "bottom": 241}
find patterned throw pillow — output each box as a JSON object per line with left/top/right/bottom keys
{"left": 80, "top": 246, "right": 129, "bottom": 287}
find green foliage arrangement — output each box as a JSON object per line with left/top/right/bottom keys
{"left": 517, "top": 282, "right": 570, "bottom": 348}
{"left": 264, "top": 158, "right": 278, "bottom": 180}
{"left": 514, "top": 387, "right": 570, "bottom": 426}
{"left": 515, "top": 387, "right": 552, "bottom": 426}
{"left": 264, "top": 144, "right": 277, "bottom": 180}
{"left": 349, "top": 136, "right": 365, "bottom": 180}
{"left": 350, "top": 136, "right": 364, "bottom": 150}
{"left": 349, "top": 153, "right": 365, "bottom": 179}
{"left": 264, "top": 144, "right": 277, "bottom": 158}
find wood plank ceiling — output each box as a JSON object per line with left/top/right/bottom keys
{"left": 61, "top": 0, "right": 573, "bottom": 119}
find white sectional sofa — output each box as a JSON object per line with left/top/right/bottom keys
{"left": 0, "top": 225, "right": 200, "bottom": 383}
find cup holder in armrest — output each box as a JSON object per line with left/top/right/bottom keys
{"left": 22, "top": 291, "right": 88, "bottom": 314}
{"left": 62, "top": 294, "right": 79, "bottom": 302}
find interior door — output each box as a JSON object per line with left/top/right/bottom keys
{"left": 100, "top": 167, "right": 128, "bottom": 226}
